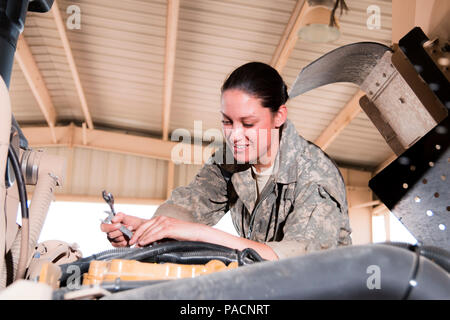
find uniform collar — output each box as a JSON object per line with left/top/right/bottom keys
{"left": 273, "top": 119, "right": 304, "bottom": 184}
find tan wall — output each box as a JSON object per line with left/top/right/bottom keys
{"left": 340, "top": 168, "right": 374, "bottom": 245}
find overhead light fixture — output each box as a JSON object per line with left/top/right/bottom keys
{"left": 298, "top": 0, "right": 348, "bottom": 43}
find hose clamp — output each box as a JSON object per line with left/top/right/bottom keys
{"left": 21, "top": 149, "right": 44, "bottom": 185}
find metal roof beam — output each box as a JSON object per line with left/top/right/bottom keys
{"left": 51, "top": 0, "right": 94, "bottom": 129}
{"left": 21, "top": 125, "right": 215, "bottom": 165}
{"left": 29, "top": 192, "right": 166, "bottom": 206}
{"left": 22, "top": 125, "right": 176, "bottom": 161}
{"left": 162, "top": 0, "right": 180, "bottom": 199}
{"left": 162, "top": 0, "right": 180, "bottom": 142}
{"left": 270, "top": 0, "right": 309, "bottom": 73}
{"left": 15, "top": 35, "right": 57, "bottom": 143}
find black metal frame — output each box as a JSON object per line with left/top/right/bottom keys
{"left": 369, "top": 27, "right": 450, "bottom": 248}
{"left": 0, "top": 0, "right": 53, "bottom": 87}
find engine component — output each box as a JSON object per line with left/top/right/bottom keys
{"left": 0, "top": 75, "right": 11, "bottom": 287}
{"left": 20, "top": 149, "right": 44, "bottom": 185}
{"left": 82, "top": 259, "right": 238, "bottom": 285}
{"left": 100, "top": 243, "right": 450, "bottom": 300}
{"left": 26, "top": 240, "right": 82, "bottom": 282}
{"left": 7, "top": 143, "right": 29, "bottom": 280}
{"left": 5, "top": 127, "right": 19, "bottom": 188}
{"left": 44, "top": 241, "right": 264, "bottom": 290}
{"left": 0, "top": 0, "right": 59, "bottom": 288}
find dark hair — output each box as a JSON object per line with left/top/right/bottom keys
{"left": 221, "top": 62, "right": 289, "bottom": 113}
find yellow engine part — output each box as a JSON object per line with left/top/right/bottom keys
{"left": 82, "top": 259, "right": 238, "bottom": 285}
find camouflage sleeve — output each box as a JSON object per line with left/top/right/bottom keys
{"left": 266, "top": 182, "right": 352, "bottom": 259}
{"left": 153, "top": 163, "right": 229, "bottom": 226}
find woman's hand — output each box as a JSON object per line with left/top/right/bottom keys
{"left": 100, "top": 212, "right": 145, "bottom": 247}
{"left": 101, "top": 213, "right": 279, "bottom": 261}
{"left": 129, "top": 216, "right": 202, "bottom": 247}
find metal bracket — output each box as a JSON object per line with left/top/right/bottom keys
{"left": 369, "top": 27, "right": 450, "bottom": 249}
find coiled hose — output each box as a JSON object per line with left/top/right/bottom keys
{"left": 58, "top": 241, "right": 265, "bottom": 287}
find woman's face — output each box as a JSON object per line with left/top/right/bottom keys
{"left": 221, "top": 89, "right": 285, "bottom": 167}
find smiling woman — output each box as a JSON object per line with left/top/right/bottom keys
{"left": 220, "top": 62, "right": 288, "bottom": 170}
{"left": 220, "top": 89, "right": 285, "bottom": 168}
{"left": 101, "top": 62, "right": 352, "bottom": 261}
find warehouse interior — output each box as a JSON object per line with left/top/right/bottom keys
{"left": 0, "top": 0, "right": 449, "bottom": 300}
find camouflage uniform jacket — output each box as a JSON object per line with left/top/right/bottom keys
{"left": 155, "top": 119, "right": 352, "bottom": 259}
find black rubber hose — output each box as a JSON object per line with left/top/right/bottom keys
{"left": 117, "top": 242, "right": 265, "bottom": 266}
{"left": 117, "top": 241, "right": 240, "bottom": 261}
{"left": 8, "top": 145, "right": 28, "bottom": 219}
{"left": 58, "top": 242, "right": 231, "bottom": 284}
{"left": 76, "top": 246, "right": 136, "bottom": 263}
{"left": 8, "top": 145, "right": 29, "bottom": 280}
{"left": 148, "top": 251, "right": 241, "bottom": 265}
{"left": 99, "top": 247, "right": 262, "bottom": 266}
{"left": 238, "top": 248, "right": 265, "bottom": 265}
{"left": 64, "top": 241, "right": 253, "bottom": 266}
{"left": 58, "top": 242, "right": 264, "bottom": 286}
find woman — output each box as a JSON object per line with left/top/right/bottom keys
{"left": 101, "top": 62, "right": 352, "bottom": 260}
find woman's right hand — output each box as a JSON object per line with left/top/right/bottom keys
{"left": 100, "top": 212, "right": 146, "bottom": 247}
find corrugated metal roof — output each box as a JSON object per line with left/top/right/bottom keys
{"left": 63, "top": 0, "right": 166, "bottom": 132}
{"left": 9, "top": 61, "right": 45, "bottom": 123}
{"left": 170, "top": 0, "right": 296, "bottom": 135}
{"left": 20, "top": 11, "right": 84, "bottom": 122}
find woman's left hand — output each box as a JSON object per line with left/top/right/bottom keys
{"left": 129, "top": 216, "right": 202, "bottom": 247}
{"left": 128, "top": 215, "right": 279, "bottom": 261}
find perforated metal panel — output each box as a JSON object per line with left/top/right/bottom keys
{"left": 369, "top": 28, "right": 450, "bottom": 248}
{"left": 370, "top": 117, "right": 449, "bottom": 247}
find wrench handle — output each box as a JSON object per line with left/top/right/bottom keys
{"left": 119, "top": 225, "right": 133, "bottom": 239}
